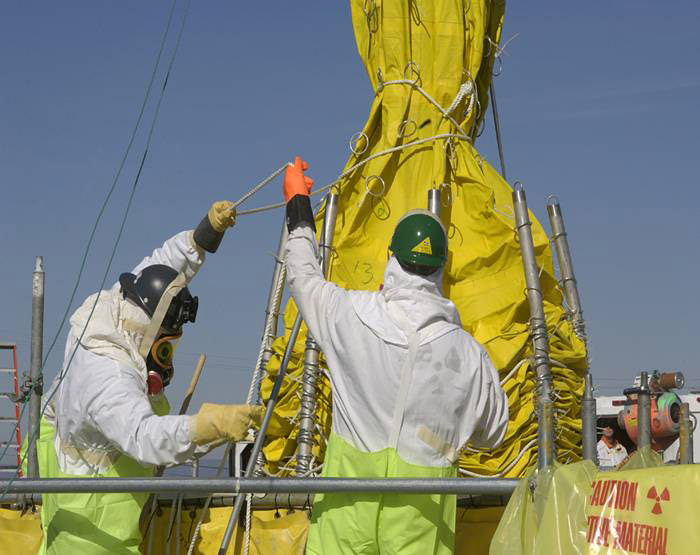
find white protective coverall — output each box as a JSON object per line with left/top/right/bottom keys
{"left": 597, "top": 438, "right": 628, "bottom": 468}
{"left": 38, "top": 230, "right": 207, "bottom": 554}
{"left": 286, "top": 225, "right": 509, "bottom": 555}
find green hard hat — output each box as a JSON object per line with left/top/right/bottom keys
{"left": 389, "top": 209, "right": 447, "bottom": 269}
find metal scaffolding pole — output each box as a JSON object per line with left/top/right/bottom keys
{"left": 581, "top": 373, "right": 597, "bottom": 464}
{"left": 247, "top": 224, "right": 289, "bottom": 406}
{"left": 27, "top": 256, "right": 44, "bottom": 478}
{"left": 679, "top": 403, "right": 693, "bottom": 464}
{"left": 1, "top": 489, "right": 516, "bottom": 509}
{"left": 0, "top": 477, "right": 520, "bottom": 496}
{"left": 219, "top": 312, "right": 304, "bottom": 553}
{"left": 637, "top": 372, "right": 651, "bottom": 450}
{"left": 297, "top": 193, "right": 338, "bottom": 475}
{"left": 512, "top": 185, "right": 555, "bottom": 469}
{"left": 546, "top": 198, "right": 597, "bottom": 463}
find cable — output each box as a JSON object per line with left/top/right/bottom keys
{"left": 0, "top": 0, "right": 192, "bottom": 501}
{"left": 0, "top": 0, "right": 181, "bottom": 469}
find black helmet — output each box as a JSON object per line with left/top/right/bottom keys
{"left": 119, "top": 264, "right": 198, "bottom": 334}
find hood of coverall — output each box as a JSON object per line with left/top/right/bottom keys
{"left": 350, "top": 256, "right": 461, "bottom": 347}
{"left": 69, "top": 284, "right": 151, "bottom": 380}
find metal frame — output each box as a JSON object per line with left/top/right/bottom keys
{"left": 0, "top": 477, "right": 519, "bottom": 496}
{"left": 546, "top": 199, "right": 597, "bottom": 463}
{"left": 512, "top": 184, "right": 555, "bottom": 468}
{"left": 297, "top": 192, "right": 339, "bottom": 475}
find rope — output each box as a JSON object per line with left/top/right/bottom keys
{"left": 245, "top": 262, "right": 286, "bottom": 404}
{"left": 232, "top": 165, "right": 288, "bottom": 210}
{"left": 0, "top": 0, "right": 191, "bottom": 499}
{"left": 185, "top": 443, "right": 232, "bottom": 555}
{"left": 243, "top": 493, "right": 253, "bottom": 555}
{"left": 459, "top": 438, "right": 538, "bottom": 478}
{"left": 238, "top": 133, "right": 470, "bottom": 216}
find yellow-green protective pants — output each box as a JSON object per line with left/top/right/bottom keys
{"left": 306, "top": 433, "right": 457, "bottom": 555}
{"left": 36, "top": 396, "right": 169, "bottom": 554}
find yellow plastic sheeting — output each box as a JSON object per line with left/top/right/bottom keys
{"left": 145, "top": 506, "right": 309, "bottom": 555}
{"left": 260, "top": 0, "right": 586, "bottom": 479}
{"left": 0, "top": 508, "right": 42, "bottom": 555}
{"left": 490, "top": 449, "right": 696, "bottom": 554}
{"left": 455, "top": 507, "right": 505, "bottom": 554}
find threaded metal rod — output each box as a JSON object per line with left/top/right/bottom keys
{"left": 297, "top": 193, "right": 338, "bottom": 475}
{"left": 512, "top": 185, "right": 555, "bottom": 469}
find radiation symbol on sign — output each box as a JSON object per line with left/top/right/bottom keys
{"left": 646, "top": 486, "right": 670, "bottom": 515}
{"left": 412, "top": 237, "right": 433, "bottom": 255}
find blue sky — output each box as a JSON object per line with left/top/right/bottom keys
{"left": 1, "top": 2, "right": 699, "bottom": 467}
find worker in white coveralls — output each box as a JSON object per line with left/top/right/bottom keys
{"left": 36, "top": 201, "right": 262, "bottom": 554}
{"left": 597, "top": 426, "right": 628, "bottom": 468}
{"left": 281, "top": 157, "right": 509, "bottom": 555}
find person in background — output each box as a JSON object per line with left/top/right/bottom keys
{"left": 597, "top": 426, "right": 628, "bottom": 467}
{"left": 282, "top": 157, "right": 509, "bottom": 555}
{"left": 37, "top": 201, "right": 262, "bottom": 554}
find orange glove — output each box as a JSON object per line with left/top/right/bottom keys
{"left": 283, "top": 156, "right": 314, "bottom": 203}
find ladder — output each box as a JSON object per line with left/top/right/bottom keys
{"left": 0, "top": 343, "right": 22, "bottom": 476}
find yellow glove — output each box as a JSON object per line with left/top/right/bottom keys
{"left": 208, "top": 200, "right": 236, "bottom": 232}
{"left": 193, "top": 200, "right": 236, "bottom": 253}
{"left": 189, "top": 403, "right": 262, "bottom": 446}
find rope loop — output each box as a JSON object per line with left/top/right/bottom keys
{"left": 403, "top": 61, "right": 422, "bottom": 86}
{"left": 350, "top": 131, "right": 369, "bottom": 155}
{"left": 365, "top": 175, "right": 386, "bottom": 197}
{"left": 397, "top": 119, "right": 417, "bottom": 138}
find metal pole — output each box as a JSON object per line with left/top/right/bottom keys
{"left": 428, "top": 187, "right": 441, "bottom": 218}
{"left": 490, "top": 83, "right": 507, "bottom": 180}
{"left": 679, "top": 403, "right": 692, "bottom": 464}
{"left": 27, "top": 256, "right": 44, "bottom": 478}
{"left": 219, "top": 313, "right": 304, "bottom": 554}
{"left": 297, "top": 193, "right": 338, "bottom": 476}
{"left": 0, "top": 477, "right": 520, "bottom": 496}
{"left": 582, "top": 373, "right": 598, "bottom": 464}
{"left": 0, "top": 488, "right": 518, "bottom": 508}
{"left": 546, "top": 199, "right": 585, "bottom": 339}
{"left": 512, "top": 184, "right": 555, "bottom": 468}
{"left": 546, "top": 198, "right": 596, "bottom": 462}
{"left": 637, "top": 372, "right": 651, "bottom": 450}
{"left": 248, "top": 224, "right": 289, "bottom": 406}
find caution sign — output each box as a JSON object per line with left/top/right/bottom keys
{"left": 412, "top": 237, "right": 432, "bottom": 255}
{"left": 490, "top": 457, "right": 700, "bottom": 555}
{"left": 585, "top": 466, "right": 699, "bottom": 554}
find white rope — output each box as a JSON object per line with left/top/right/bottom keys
{"left": 232, "top": 165, "right": 287, "bottom": 210}
{"left": 459, "top": 438, "right": 538, "bottom": 478}
{"left": 186, "top": 444, "right": 232, "bottom": 555}
{"left": 378, "top": 79, "right": 470, "bottom": 139}
{"left": 238, "top": 133, "right": 471, "bottom": 216}
{"left": 243, "top": 493, "right": 253, "bottom": 555}
{"left": 500, "top": 358, "right": 529, "bottom": 386}
{"left": 244, "top": 263, "right": 287, "bottom": 404}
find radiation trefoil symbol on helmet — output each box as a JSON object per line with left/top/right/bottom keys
{"left": 412, "top": 237, "right": 433, "bottom": 255}
{"left": 646, "top": 486, "right": 670, "bottom": 515}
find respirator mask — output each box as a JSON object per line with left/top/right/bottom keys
{"left": 120, "top": 266, "right": 198, "bottom": 395}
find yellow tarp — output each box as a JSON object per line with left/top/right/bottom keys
{"left": 491, "top": 449, "right": 695, "bottom": 554}
{"left": 0, "top": 507, "right": 42, "bottom": 555}
{"left": 260, "top": 0, "right": 587, "bottom": 479}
